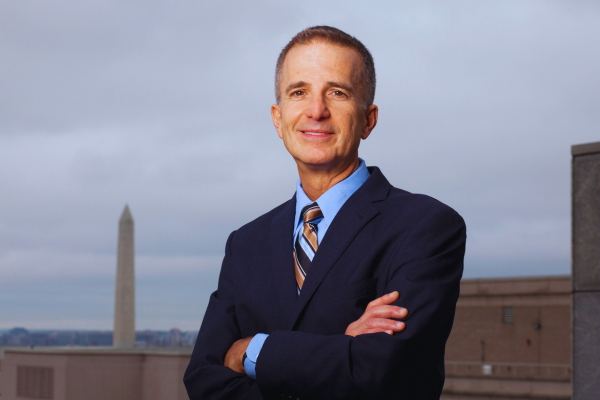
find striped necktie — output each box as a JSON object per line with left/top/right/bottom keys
{"left": 294, "top": 202, "right": 323, "bottom": 290}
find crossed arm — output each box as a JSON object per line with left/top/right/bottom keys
{"left": 224, "top": 291, "right": 408, "bottom": 374}
{"left": 184, "top": 206, "right": 465, "bottom": 400}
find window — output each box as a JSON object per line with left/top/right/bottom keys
{"left": 17, "top": 365, "right": 54, "bottom": 399}
{"left": 502, "top": 306, "right": 514, "bottom": 324}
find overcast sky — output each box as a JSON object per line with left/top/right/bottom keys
{"left": 1, "top": 0, "right": 598, "bottom": 331}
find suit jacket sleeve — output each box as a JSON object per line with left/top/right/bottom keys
{"left": 256, "top": 205, "right": 466, "bottom": 400}
{"left": 184, "top": 231, "right": 264, "bottom": 400}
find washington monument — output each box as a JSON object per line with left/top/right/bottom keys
{"left": 113, "top": 204, "right": 135, "bottom": 347}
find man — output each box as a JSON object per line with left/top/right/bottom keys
{"left": 184, "top": 26, "right": 466, "bottom": 400}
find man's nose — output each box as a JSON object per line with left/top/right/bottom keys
{"left": 305, "top": 94, "right": 330, "bottom": 120}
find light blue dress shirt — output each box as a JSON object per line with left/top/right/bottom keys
{"left": 244, "top": 159, "right": 370, "bottom": 379}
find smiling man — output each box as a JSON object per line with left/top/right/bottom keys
{"left": 184, "top": 26, "right": 466, "bottom": 400}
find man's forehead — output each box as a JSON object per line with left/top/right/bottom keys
{"left": 281, "top": 42, "right": 362, "bottom": 82}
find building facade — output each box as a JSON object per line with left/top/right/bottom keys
{"left": 0, "top": 348, "right": 191, "bottom": 400}
{"left": 443, "top": 275, "right": 571, "bottom": 400}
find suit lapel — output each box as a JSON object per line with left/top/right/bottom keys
{"left": 288, "top": 167, "right": 391, "bottom": 330}
{"left": 269, "top": 195, "right": 298, "bottom": 322}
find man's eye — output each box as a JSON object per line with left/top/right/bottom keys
{"left": 292, "top": 90, "right": 304, "bottom": 96}
{"left": 333, "top": 90, "right": 346, "bottom": 97}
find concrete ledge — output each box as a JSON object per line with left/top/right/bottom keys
{"left": 442, "top": 393, "right": 569, "bottom": 400}
{"left": 460, "top": 276, "right": 571, "bottom": 297}
{"left": 443, "top": 376, "right": 571, "bottom": 400}
{"left": 3, "top": 346, "right": 192, "bottom": 356}
{"left": 572, "top": 141, "right": 600, "bottom": 156}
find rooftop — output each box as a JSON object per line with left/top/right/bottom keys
{"left": 1, "top": 346, "right": 192, "bottom": 357}
{"left": 460, "top": 275, "right": 571, "bottom": 297}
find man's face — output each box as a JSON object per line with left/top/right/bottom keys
{"left": 271, "top": 42, "right": 377, "bottom": 170}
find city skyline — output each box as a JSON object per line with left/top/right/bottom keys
{"left": 0, "top": 327, "right": 197, "bottom": 348}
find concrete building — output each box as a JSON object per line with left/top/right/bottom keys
{"left": 571, "top": 141, "right": 600, "bottom": 400}
{"left": 442, "top": 275, "right": 571, "bottom": 400}
{"left": 0, "top": 347, "right": 191, "bottom": 400}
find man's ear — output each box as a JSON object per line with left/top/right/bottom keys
{"left": 361, "top": 104, "right": 378, "bottom": 140}
{"left": 271, "top": 104, "right": 283, "bottom": 139}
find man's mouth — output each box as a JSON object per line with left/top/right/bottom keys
{"left": 301, "top": 130, "right": 332, "bottom": 136}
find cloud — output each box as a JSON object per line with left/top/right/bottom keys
{"left": 1, "top": 0, "right": 598, "bottom": 328}
{"left": 0, "top": 249, "right": 222, "bottom": 282}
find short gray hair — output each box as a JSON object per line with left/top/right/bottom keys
{"left": 275, "top": 26, "right": 376, "bottom": 108}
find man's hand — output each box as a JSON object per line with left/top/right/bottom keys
{"left": 224, "top": 336, "right": 253, "bottom": 374}
{"left": 345, "top": 291, "right": 408, "bottom": 337}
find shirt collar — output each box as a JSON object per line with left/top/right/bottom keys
{"left": 295, "top": 159, "right": 370, "bottom": 227}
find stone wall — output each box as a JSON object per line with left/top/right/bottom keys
{"left": 446, "top": 275, "right": 571, "bottom": 365}
{"left": 571, "top": 141, "right": 600, "bottom": 400}
{"left": 0, "top": 348, "right": 190, "bottom": 400}
{"left": 443, "top": 275, "right": 572, "bottom": 400}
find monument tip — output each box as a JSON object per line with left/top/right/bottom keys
{"left": 120, "top": 204, "right": 133, "bottom": 222}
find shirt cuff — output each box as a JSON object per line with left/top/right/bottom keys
{"left": 243, "top": 333, "right": 268, "bottom": 380}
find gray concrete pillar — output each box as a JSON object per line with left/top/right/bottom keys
{"left": 572, "top": 141, "right": 600, "bottom": 399}
{"left": 113, "top": 205, "right": 136, "bottom": 347}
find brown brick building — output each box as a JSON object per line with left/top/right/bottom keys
{"left": 443, "top": 275, "right": 571, "bottom": 400}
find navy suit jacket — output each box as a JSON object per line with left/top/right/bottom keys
{"left": 184, "top": 167, "right": 466, "bottom": 400}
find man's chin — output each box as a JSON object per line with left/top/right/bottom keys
{"left": 295, "top": 154, "right": 346, "bottom": 169}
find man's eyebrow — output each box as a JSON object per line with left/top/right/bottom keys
{"left": 285, "top": 81, "right": 309, "bottom": 93}
{"left": 327, "top": 81, "right": 355, "bottom": 96}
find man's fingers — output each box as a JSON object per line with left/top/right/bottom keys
{"left": 365, "top": 317, "right": 405, "bottom": 332}
{"left": 365, "top": 305, "right": 408, "bottom": 319}
{"left": 363, "top": 328, "right": 395, "bottom": 335}
{"left": 346, "top": 292, "right": 408, "bottom": 337}
{"left": 366, "top": 291, "right": 400, "bottom": 309}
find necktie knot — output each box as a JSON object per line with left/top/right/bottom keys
{"left": 302, "top": 202, "right": 323, "bottom": 223}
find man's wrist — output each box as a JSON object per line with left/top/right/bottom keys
{"left": 244, "top": 333, "right": 269, "bottom": 380}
